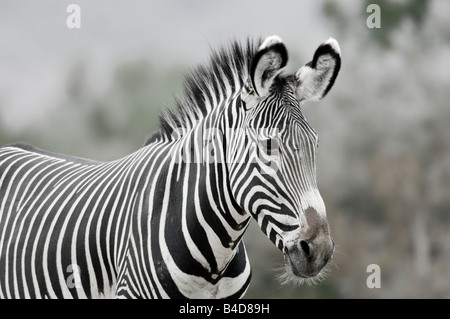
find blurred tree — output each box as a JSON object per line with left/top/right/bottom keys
{"left": 323, "top": 0, "right": 429, "bottom": 47}
{"left": 363, "top": 0, "right": 429, "bottom": 47}
{"left": 317, "top": 0, "right": 450, "bottom": 298}
{"left": 322, "top": 1, "right": 349, "bottom": 34}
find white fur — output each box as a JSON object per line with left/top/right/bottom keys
{"left": 258, "top": 35, "right": 283, "bottom": 51}
{"left": 325, "top": 37, "right": 341, "bottom": 55}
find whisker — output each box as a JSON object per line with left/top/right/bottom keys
{"left": 273, "top": 261, "right": 331, "bottom": 287}
{"left": 329, "top": 259, "right": 339, "bottom": 271}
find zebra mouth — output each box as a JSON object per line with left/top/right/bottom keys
{"left": 284, "top": 251, "right": 320, "bottom": 278}
{"left": 279, "top": 252, "right": 330, "bottom": 286}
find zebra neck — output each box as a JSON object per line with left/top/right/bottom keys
{"left": 141, "top": 100, "right": 251, "bottom": 279}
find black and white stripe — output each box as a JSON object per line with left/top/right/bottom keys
{"left": 0, "top": 35, "right": 341, "bottom": 298}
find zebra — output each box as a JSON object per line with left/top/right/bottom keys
{"left": 0, "top": 35, "right": 341, "bottom": 299}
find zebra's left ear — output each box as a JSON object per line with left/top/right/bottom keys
{"left": 248, "top": 35, "right": 288, "bottom": 98}
{"left": 294, "top": 38, "right": 341, "bottom": 102}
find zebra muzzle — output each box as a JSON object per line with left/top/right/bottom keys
{"left": 283, "top": 216, "right": 335, "bottom": 278}
{"left": 284, "top": 236, "right": 334, "bottom": 278}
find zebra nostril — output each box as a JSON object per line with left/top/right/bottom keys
{"left": 299, "top": 240, "right": 311, "bottom": 257}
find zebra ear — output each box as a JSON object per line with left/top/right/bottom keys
{"left": 294, "top": 38, "right": 341, "bottom": 102}
{"left": 249, "top": 35, "right": 288, "bottom": 98}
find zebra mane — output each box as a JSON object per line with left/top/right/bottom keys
{"left": 145, "top": 38, "right": 261, "bottom": 144}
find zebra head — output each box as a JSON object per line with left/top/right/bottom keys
{"left": 231, "top": 36, "right": 341, "bottom": 284}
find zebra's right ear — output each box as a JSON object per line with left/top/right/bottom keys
{"left": 248, "top": 35, "right": 288, "bottom": 98}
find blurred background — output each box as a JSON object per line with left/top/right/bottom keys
{"left": 1, "top": 0, "right": 449, "bottom": 298}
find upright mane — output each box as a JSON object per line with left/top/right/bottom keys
{"left": 146, "top": 38, "right": 261, "bottom": 144}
